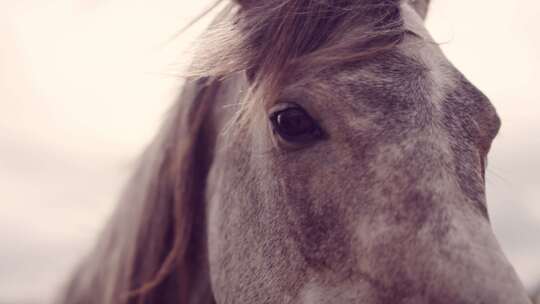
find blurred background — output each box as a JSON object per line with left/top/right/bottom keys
{"left": 0, "top": 1, "right": 539, "bottom": 303}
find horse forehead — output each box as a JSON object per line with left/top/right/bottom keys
{"left": 308, "top": 44, "right": 441, "bottom": 119}
{"left": 307, "top": 8, "right": 454, "bottom": 106}
{"left": 340, "top": 48, "right": 460, "bottom": 122}
{"left": 285, "top": 2, "right": 489, "bottom": 130}
{"left": 285, "top": 3, "right": 451, "bottom": 97}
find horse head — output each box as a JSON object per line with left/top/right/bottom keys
{"left": 59, "top": 1, "right": 531, "bottom": 303}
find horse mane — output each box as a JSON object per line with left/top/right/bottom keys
{"left": 191, "top": 0, "right": 404, "bottom": 80}
{"left": 58, "top": 1, "right": 406, "bottom": 303}
{"left": 58, "top": 77, "right": 219, "bottom": 304}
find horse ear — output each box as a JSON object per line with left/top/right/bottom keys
{"left": 58, "top": 78, "right": 219, "bottom": 304}
{"left": 409, "top": 0, "right": 431, "bottom": 20}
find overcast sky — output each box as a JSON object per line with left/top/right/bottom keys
{"left": 0, "top": 1, "right": 539, "bottom": 303}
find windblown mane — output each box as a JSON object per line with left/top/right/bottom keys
{"left": 59, "top": 1, "right": 406, "bottom": 303}
{"left": 192, "top": 0, "right": 404, "bottom": 79}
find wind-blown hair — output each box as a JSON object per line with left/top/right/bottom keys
{"left": 59, "top": 1, "right": 406, "bottom": 303}
{"left": 60, "top": 77, "right": 219, "bottom": 304}
{"left": 192, "top": 0, "right": 404, "bottom": 80}
{"left": 192, "top": 0, "right": 405, "bottom": 126}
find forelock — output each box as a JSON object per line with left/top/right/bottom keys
{"left": 190, "top": 0, "right": 406, "bottom": 81}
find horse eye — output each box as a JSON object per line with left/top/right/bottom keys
{"left": 270, "top": 106, "right": 322, "bottom": 143}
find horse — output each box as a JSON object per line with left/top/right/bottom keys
{"left": 57, "top": 1, "right": 532, "bottom": 303}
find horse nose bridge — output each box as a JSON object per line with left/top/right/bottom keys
{"left": 382, "top": 133, "right": 453, "bottom": 177}
{"left": 413, "top": 210, "right": 532, "bottom": 304}
{"left": 427, "top": 249, "right": 533, "bottom": 304}
{"left": 350, "top": 182, "right": 531, "bottom": 302}
{"left": 374, "top": 137, "right": 457, "bottom": 201}
{"left": 350, "top": 219, "right": 532, "bottom": 304}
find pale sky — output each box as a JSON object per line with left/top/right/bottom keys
{"left": 0, "top": 1, "right": 539, "bottom": 303}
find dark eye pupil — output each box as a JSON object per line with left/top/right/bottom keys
{"left": 275, "top": 108, "right": 317, "bottom": 138}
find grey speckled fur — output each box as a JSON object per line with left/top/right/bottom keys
{"left": 58, "top": 1, "right": 532, "bottom": 304}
